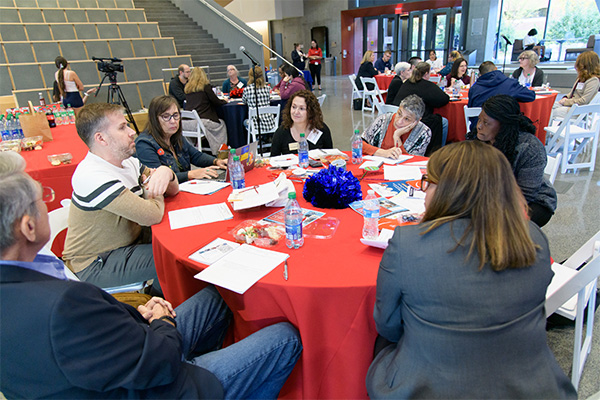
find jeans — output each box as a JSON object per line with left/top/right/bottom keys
{"left": 441, "top": 116, "right": 449, "bottom": 146}
{"left": 176, "top": 286, "right": 303, "bottom": 399}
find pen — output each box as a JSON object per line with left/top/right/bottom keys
{"left": 197, "top": 242, "right": 227, "bottom": 255}
{"left": 237, "top": 185, "right": 260, "bottom": 194}
{"left": 283, "top": 260, "right": 288, "bottom": 281}
{"left": 142, "top": 175, "right": 151, "bottom": 185}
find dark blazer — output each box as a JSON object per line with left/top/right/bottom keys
{"left": 366, "top": 220, "right": 576, "bottom": 399}
{"left": 135, "top": 132, "right": 216, "bottom": 183}
{"left": 291, "top": 50, "right": 306, "bottom": 70}
{"left": 169, "top": 77, "right": 186, "bottom": 108}
{"left": 355, "top": 62, "right": 378, "bottom": 90}
{"left": 0, "top": 265, "right": 223, "bottom": 399}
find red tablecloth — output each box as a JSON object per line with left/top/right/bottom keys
{"left": 151, "top": 158, "right": 424, "bottom": 399}
{"left": 22, "top": 124, "right": 87, "bottom": 211}
{"left": 435, "top": 93, "right": 557, "bottom": 143}
{"left": 374, "top": 74, "right": 394, "bottom": 101}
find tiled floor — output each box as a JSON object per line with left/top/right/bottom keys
{"left": 317, "top": 74, "right": 600, "bottom": 398}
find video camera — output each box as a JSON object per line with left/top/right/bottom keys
{"left": 92, "top": 56, "right": 124, "bottom": 74}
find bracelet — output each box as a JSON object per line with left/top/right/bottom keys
{"left": 158, "top": 315, "right": 177, "bottom": 327}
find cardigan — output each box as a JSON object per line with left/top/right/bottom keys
{"left": 512, "top": 67, "right": 545, "bottom": 87}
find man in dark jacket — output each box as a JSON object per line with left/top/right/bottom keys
{"left": 468, "top": 61, "right": 535, "bottom": 108}
{"left": 169, "top": 64, "right": 191, "bottom": 107}
{"left": 0, "top": 152, "right": 302, "bottom": 400}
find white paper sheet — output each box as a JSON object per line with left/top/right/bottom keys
{"left": 307, "top": 148, "right": 346, "bottom": 158}
{"left": 189, "top": 238, "right": 240, "bottom": 265}
{"left": 364, "top": 155, "right": 413, "bottom": 165}
{"left": 383, "top": 165, "right": 422, "bottom": 181}
{"left": 179, "top": 180, "right": 230, "bottom": 195}
{"left": 403, "top": 160, "right": 428, "bottom": 167}
{"left": 229, "top": 181, "right": 280, "bottom": 211}
{"left": 388, "top": 196, "right": 426, "bottom": 213}
{"left": 168, "top": 203, "right": 233, "bottom": 230}
{"left": 269, "top": 154, "right": 298, "bottom": 168}
{"left": 194, "top": 244, "right": 289, "bottom": 294}
{"left": 360, "top": 228, "right": 394, "bottom": 249}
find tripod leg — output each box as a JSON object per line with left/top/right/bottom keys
{"left": 115, "top": 85, "right": 139, "bottom": 134}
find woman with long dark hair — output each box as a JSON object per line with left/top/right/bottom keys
{"left": 307, "top": 39, "right": 323, "bottom": 90}
{"left": 366, "top": 140, "right": 575, "bottom": 399}
{"left": 280, "top": 64, "right": 309, "bottom": 100}
{"left": 54, "top": 56, "right": 92, "bottom": 110}
{"left": 136, "top": 95, "right": 226, "bottom": 183}
{"left": 467, "top": 94, "right": 557, "bottom": 227}
{"left": 445, "top": 57, "right": 470, "bottom": 87}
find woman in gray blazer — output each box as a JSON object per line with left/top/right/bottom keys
{"left": 366, "top": 140, "right": 576, "bottom": 399}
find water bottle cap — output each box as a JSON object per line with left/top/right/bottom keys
{"left": 230, "top": 148, "right": 236, "bottom": 154}
{"left": 300, "top": 133, "right": 305, "bottom": 138}
{"left": 354, "top": 129, "right": 360, "bottom": 133}
{"left": 288, "top": 192, "right": 296, "bottom": 199}
{"left": 233, "top": 155, "right": 240, "bottom": 161}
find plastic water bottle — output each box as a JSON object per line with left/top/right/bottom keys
{"left": 39, "top": 92, "right": 46, "bottom": 106}
{"left": 66, "top": 104, "right": 76, "bottom": 124}
{"left": 362, "top": 190, "right": 380, "bottom": 239}
{"left": 230, "top": 154, "right": 245, "bottom": 189}
{"left": 284, "top": 192, "right": 304, "bottom": 249}
{"left": 7, "top": 115, "right": 19, "bottom": 140}
{"left": 15, "top": 115, "right": 24, "bottom": 139}
{"left": 298, "top": 132, "right": 309, "bottom": 168}
{"left": 351, "top": 129, "right": 363, "bottom": 164}
{"left": 0, "top": 116, "right": 7, "bottom": 141}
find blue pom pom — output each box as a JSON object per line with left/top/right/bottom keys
{"left": 302, "top": 166, "right": 363, "bottom": 208}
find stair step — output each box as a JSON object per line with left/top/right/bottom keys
{"left": 175, "top": 38, "right": 219, "bottom": 45}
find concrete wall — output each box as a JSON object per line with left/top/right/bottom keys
{"left": 225, "top": 0, "right": 304, "bottom": 22}
{"left": 170, "top": 0, "right": 263, "bottom": 69}
{"left": 270, "top": 0, "right": 348, "bottom": 75}
{"left": 463, "top": 0, "right": 499, "bottom": 64}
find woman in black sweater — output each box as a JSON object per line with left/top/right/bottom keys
{"left": 355, "top": 50, "right": 378, "bottom": 90}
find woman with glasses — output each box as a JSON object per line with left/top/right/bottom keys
{"left": 366, "top": 140, "right": 576, "bottom": 399}
{"left": 135, "top": 95, "right": 226, "bottom": 183}
{"left": 445, "top": 57, "right": 470, "bottom": 88}
{"left": 466, "top": 94, "right": 556, "bottom": 227}
{"left": 183, "top": 67, "right": 228, "bottom": 155}
{"left": 362, "top": 94, "right": 431, "bottom": 158}
{"left": 512, "top": 50, "right": 544, "bottom": 87}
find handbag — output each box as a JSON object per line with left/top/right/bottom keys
{"left": 19, "top": 101, "right": 53, "bottom": 142}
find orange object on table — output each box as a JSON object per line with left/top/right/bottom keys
{"left": 435, "top": 93, "right": 557, "bottom": 143}
{"left": 152, "top": 155, "right": 427, "bottom": 399}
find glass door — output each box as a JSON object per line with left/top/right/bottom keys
{"left": 363, "top": 15, "right": 398, "bottom": 65}
{"left": 407, "top": 8, "right": 458, "bottom": 61}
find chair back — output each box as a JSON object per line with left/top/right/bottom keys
{"left": 374, "top": 99, "right": 398, "bottom": 115}
{"left": 360, "top": 77, "right": 386, "bottom": 113}
{"left": 463, "top": 105, "right": 481, "bottom": 133}
{"left": 317, "top": 94, "right": 326, "bottom": 107}
{"left": 181, "top": 109, "right": 210, "bottom": 152}
{"left": 45, "top": 199, "right": 71, "bottom": 257}
{"left": 247, "top": 104, "right": 281, "bottom": 145}
{"left": 544, "top": 153, "right": 562, "bottom": 184}
{"left": 545, "top": 230, "right": 600, "bottom": 390}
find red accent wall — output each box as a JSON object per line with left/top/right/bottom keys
{"left": 341, "top": 0, "right": 462, "bottom": 75}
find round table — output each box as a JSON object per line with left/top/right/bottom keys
{"left": 435, "top": 92, "right": 557, "bottom": 143}
{"left": 151, "top": 158, "right": 425, "bottom": 399}
{"left": 375, "top": 73, "right": 394, "bottom": 101}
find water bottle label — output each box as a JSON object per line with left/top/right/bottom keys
{"left": 286, "top": 223, "right": 302, "bottom": 240}
{"left": 299, "top": 151, "right": 308, "bottom": 164}
{"left": 352, "top": 146, "right": 362, "bottom": 159}
{"left": 364, "top": 209, "right": 379, "bottom": 219}
{"left": 232, "top": 178, "right": 245, "bottom": 189}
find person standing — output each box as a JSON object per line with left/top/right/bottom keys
{"left": 307, "top": 40, "right": 323, "bottom": 90}
{"left": 291, "top": 43, "right": 306, "bottom": 70}
{"left": 169, "top": 64, "right": 191, "bottom": 108}
{"left": 54, "top": 56, "right": 94, "bottom": 110}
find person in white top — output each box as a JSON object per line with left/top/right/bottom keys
{"left": 426, "top": 50, "right": 443, "bottom": 72}
{"left": 523, "top": 29, "right": 545, "bottom": 59}
{"left": 54, "top": 56, "right": 95, "bottom": 111}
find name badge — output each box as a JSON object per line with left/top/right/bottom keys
{"left": 576, "top": 82, "right": 585, "bottom": 90}
{"left": 236, "top": 81, "right": 244, "bottom": 89}
{"left": 307, "top": 129, "right": 323, "bottom": 145}
{"left": 289, "top": 142, "right": 299, "bottom": 151}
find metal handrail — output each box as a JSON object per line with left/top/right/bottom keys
{"left": 197, "top": 0, "right": 301, "bottom": 73}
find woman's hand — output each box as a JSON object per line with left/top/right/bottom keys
{"left": 393, "top": 121, "right": 418, "bottom": 145}
{"left": 188, "top": 166, "right": 223, "bottom": 180}
{"left": 215, "top": 158, "right": 228, "bottom": 168}
{"left": 375, "top": 147, "right": 403, "bottom": 159}
{"left": 558, "top": 97, "right": 567, "bottom": 106}
{"left": 450, "top": 77, "right": 456, "bottom": 86}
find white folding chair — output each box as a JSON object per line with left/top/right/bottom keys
{"left": 544, "top": 153, "right": 562, "bottom": 185}
{"left": 46, "top": 199, "right": 145, "bottom": 294}
{"left": 463, "top": 105, "right": 481, "bottom": 134}
{"left": 180, "top": 109, "right": 211, "bottom": 153}
{"left": 374, "top": 98, "right": 398, "bottom": 115}
{"left": 545, "top": 230, "right": 600, "bottom": 390}
{"left": 317, "top": 94, "right": 326, "bottom": 107}
{"left": 544, "top": 103, "right": 600, "bottom": 173}
{"left": 247, "top": 104, "right": 281, "bottom": 155}
{"left": 360, "top": 76, "right": 387, "bottom": 114}
{"left": 349, "top": 74, "right": 363, "bottom": 110}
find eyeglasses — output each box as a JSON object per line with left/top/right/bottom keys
{"left": 518, "top": 57, "right": 527, "bottom": 61}
{"left": 159, "top": 112, "right": 181, "bottom": 122}
{"left": 420, "top": 174, "right": 432, "bottom": 192}
{"left": 42, "top": 186, "right": 55, "bottom": 203}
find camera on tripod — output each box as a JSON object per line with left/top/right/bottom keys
{"left": 92, "top": 56, "right": 124, "bottom": 74}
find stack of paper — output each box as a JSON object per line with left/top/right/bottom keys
{"left": 179, "top": 180, "right": 230, "bottom": 195}
{"left": 383, "top": 165, "right": 422, "bottom": 181}
{"left": 363, "top": 155, "right": 413, "bottom": 165}
{"left": 168, "top": 203, "right": 233, "bottom": 230}
{"left": 228, "top": 181, "right": 280, "bottom": 211}
{"left": 194, "top": 244, "right": 289, "bottom": 294}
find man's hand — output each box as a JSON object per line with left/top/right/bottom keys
{"left": 137, "top": 296, "right": 176, "bottom": 323}
{"left": 145, "top": 166, "right": 174, "bottom": 198}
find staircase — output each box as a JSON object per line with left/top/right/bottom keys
{"left": 133, "top": 0, "right": 250, "bottom": 86}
